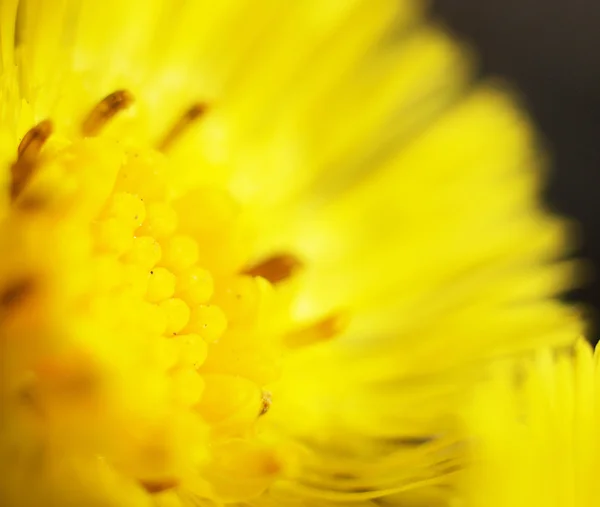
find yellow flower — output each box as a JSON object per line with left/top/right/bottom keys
{"left": 463, "top": 339, "right": 598, "bottom": 507}
{"left": 0, "top": 1, "right": 583, "bottom": 506}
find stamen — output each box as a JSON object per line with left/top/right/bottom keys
{"left": 259, "top": 390, "right": 272, "bottom": 416}
{"left": 157, "top": 103, "right": 207, "bottom": 152}
{"left": 17, "top": 120, "right": 53, "bottom": 159}
{"left": 81, "top": 90, "right": 135, "bottom": 136}
{"left": 11, "top": 120, "right": 53, "bottom": 199}
{"left": 17, "top": 384, "right": 44, "bottom": 417}
{"left": 138, "top": 479, "right": 179, "bottom": 494}
{"left": 243, "top": 253, "right": 303, "bottom": 284}
{"left": 0, "top": 278, "right": 35, "bottom": 308}
{"left": 284, "top": 313, "right": 349, "bottom": 349}
{"left": 387, "top": 436, "right": 436, "bottom": 447}
{"left": 34, "top": 357, "right": 99, "bottom": 400}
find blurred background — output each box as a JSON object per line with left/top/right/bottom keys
{"left": 431, "top": 0, "right": 600, "bottom": 343}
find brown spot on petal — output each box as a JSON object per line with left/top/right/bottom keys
{"left": 139, "top": 478, "right": 179, "bottom": 494}
{"left": 158, "top": 103, "right": 207, "bottom": 152}
{"left": 243, "top": 253, "right": 303, "bottom": 284}
{"left": 284, "top": 312, "right": 349, "bottom": 349}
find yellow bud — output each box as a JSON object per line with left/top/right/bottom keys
{"left": 123, "top": 236, "right": 162, "bottom": 270}
{"left": 176, "top": 266, "right": 214, "bottom": 305}
{"left": 160, "top": 235, "right": 199, "bottom": 273}
{"left": 160, "top": 298, "right": 191, "bottom": 335}
{"left": 185, "top": 305, "right": 228, "bottom": 343}
{"left": 103, "top": 192, "right": 146, "bottom": 229}
{"left": 115, "top": 149, "right": 168, "bottom": 201}
{"left": 146, "top": 267, "right": 176, "bottom": 303}
{"left": 138, "top": 201, "right": 178, "bottom": 238}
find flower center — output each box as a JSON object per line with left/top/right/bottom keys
{"left": 1, "top": 90, "right": 315, "bottom": 502}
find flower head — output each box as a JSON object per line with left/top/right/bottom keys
{"left": 0, "top": 1, "right": 583, "bottom": 506}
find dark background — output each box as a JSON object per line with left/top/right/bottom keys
{"left": 431, "top": 0, "right": 600, "bottom": 343}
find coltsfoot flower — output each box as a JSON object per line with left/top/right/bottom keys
{"left": 0, "top": 1, "right": 583, "bottom": 506}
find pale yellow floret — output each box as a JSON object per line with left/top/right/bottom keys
{"left": 462, "top": 339, "right": 599, "bottom": 507}
{"left": 0, "top": 0, "right": 585, "bottom": 506}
